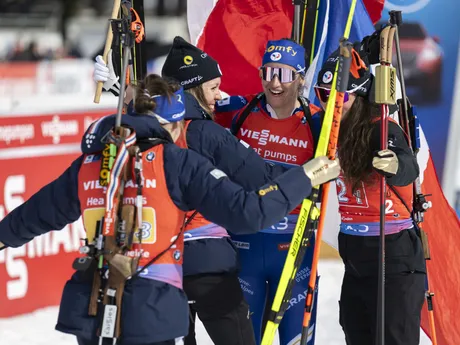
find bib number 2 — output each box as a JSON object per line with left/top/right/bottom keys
{"left": 385, "top": 200, "right": 394, "bottom": 214}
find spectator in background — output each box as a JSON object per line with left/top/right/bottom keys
{"left": 156, "top": 0, "right": 186, "bottom": 17}
{"left": 6, "top": 42, "right": 24, "bottom": 61}
{"left": 9, "top": 41, "right": 42, "bottom": 62}
{"left": 65, "top": 41, "right": 83, "bottom": 59}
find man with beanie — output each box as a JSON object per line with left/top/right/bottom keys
{"left": 214, "top": 38, "right": 323, "bottom": 345}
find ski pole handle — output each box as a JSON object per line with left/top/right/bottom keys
{"left": 94, "top": 0, "right": 122, "bottom": 104}
{"left": 375, "top": 25, "right": 397, "bottom": 105}
{"left": 389, "top": 10, "right": 403, "bottom": 26}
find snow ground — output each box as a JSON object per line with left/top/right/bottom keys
{"left": 0, "top": 260, "right": 431, "bottom": 345}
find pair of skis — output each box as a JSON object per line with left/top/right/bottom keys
{"left": 261, "top": 1, "right": 358, "bottom": 345}
{"left": 292, "top": 0, "right": 320, "bottom": 69}
{"left": 374, "top": 22, "right": 397, "bottom": 345}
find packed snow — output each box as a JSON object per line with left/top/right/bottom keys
{"left": 0, "top": 260, "right": 431, "bottom": 345}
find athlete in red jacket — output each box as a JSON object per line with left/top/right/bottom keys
{"left": 214, "top": 38, "right": 322, "bottom": 345}
{"left": 315, "top": 48, "right": 425, "bottom": 345}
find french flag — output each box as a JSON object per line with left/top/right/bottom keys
{"left": 187, "top": 0, "right": 460, "bottom": 344}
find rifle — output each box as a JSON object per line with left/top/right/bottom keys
{"left": 388, "top": 10, "right": 437, "bottom": 344}
{"left": 74, "top": 2, "right": 146, "bottom": 343}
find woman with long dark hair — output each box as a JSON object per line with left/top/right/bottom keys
{"left": 315, "top": 48, "right": 426, "bottom": 345}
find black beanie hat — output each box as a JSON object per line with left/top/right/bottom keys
{"left": 316, "top": 47, "right": 373, "bottom": 98}
{"left": 161, "top": 36, "right": 222, "bottom": 90}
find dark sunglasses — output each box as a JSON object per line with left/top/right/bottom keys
{"left": 259, "top": 66, "right": 300, "bottom": 83}
{"left": 314, "top": 85, "right": 350, "bottom": 103}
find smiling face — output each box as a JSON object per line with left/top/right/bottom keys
{"left": 201, "top": 77, "right": 222, "bottom": 112}
{"left": 261, "top": 62, "right": 304, "bottom": 111}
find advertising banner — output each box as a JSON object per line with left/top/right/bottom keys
{"left": 0, "top": 109, "right": 111, "bottom": 317}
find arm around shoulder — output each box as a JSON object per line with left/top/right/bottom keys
{"left": 163, "top": 144, "right": 314, "bottom": 234}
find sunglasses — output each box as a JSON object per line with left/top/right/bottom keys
{"left": 314, "top": 85, "right": 350, "bottom": 103}
{"left": 259, "top": 66, "right": 300, "bottom": 83}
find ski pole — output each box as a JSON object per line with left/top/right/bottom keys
{"left": 299, "top": 38, "right": 353, "bottom": 345}
{"left": 292, "top": 0, "right": 302, "bottom": 43}
{"left": 299, "top": 0, "right": 358, "bottom": 341}
{"left": 374, "top": 24, "right": 397, "bottom": 345}
{"left": 94, "top": 0, "right": 122, "bottom": 104}
{"left": 116, "top": 5, "right": 134, "bottom": 126}
{"left": 389, "top": 10, "right": 438, "bottom": 345}
{"left": 300, "top": 0, "right": 321, "bottom": 68}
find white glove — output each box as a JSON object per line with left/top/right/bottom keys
{"left": 303, "top": 156, "right": 340, "bottom": 186}
{"left": 93, "top": 50, "right": 120, "bottom": 95}
{"left": 372, "top": 149, "right": 398, "bottom": 175}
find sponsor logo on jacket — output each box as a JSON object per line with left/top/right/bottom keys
{"left": 83, "top": 179, "right": 157, "bottom": 191}
{"left": 278, "top": 243, "right": 290, "bottom": 251}
{"left": 233, "top": 240, "right": 250, "bottom": 250}
{"left": 239, "top": 128, "right": 309, "bottom": 148}
{"left": 258, "top": 184, "right": 278, "bottom": 196}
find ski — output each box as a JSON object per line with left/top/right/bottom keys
{"left": 261, "top": 2, "right": 358, "bottom": 344}
{"left": 301, "top": 0, "right": 320, "bottom": 68}
{"left": 75, "top": 2, "right": 147, "bottom": 344}
{"left": 299, "top": 38, "right": 353, "bottom": 345}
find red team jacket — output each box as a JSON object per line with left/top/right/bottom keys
{"left": 215, "top": 94, "right": 321, "bottom": 234}
{"left": 78, "top": 145, "right": 186, "bottom": 288}
{"left": 337, "top": 119, "right": 414, "bottom": 236}
{"left": 215, "top": 95, "right": 414, "bottom": 236}
{"left": 337, "top": 173, "right": 413, "bottom": 235}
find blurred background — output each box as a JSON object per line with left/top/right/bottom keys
{"left": 0, "top": 0, "right": 187, "bottom": 63}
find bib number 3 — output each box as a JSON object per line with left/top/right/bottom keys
{"left": 270, "top": 217, "right": 289, "bottom": 231}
